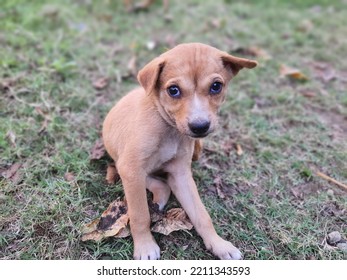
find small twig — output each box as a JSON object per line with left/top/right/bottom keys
{"left": 316, "top": 171, "right": 347, "bottom": 192}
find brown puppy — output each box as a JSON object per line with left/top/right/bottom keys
{"left": 103, "top": 43, "right": 257, "bottom": 260}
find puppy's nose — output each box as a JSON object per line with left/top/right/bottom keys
{"left": 188, "top": 120, "right": 211, "bottom": 136}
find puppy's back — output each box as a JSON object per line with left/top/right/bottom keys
{"left": 102, "top": 88, "right": 145, "bottom": 161}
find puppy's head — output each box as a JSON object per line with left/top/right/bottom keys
{"left": 138, "top": 43, "right": 257, "bottom": 138}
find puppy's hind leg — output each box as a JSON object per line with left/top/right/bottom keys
{"left": 105, "top": 162, "right": 120, "bottom": 184}
{"left": 147, "top": 176, "right": 171, "bottom": 211}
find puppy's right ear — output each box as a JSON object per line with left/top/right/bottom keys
{"left": 221, "top": 53, "right": 258, "bottom": 78}
{"left": 137, "top": 57, "right": 165, "bottom": 94}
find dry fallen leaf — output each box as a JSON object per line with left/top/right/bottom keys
{"left": 90, "top": 138, "right": 106, "bottom": 160}
{"left": 310, "top": 61, "right": 336, "bottom": 83}
{"left": 82, "top": 200, "right": 193, "bottom": 242}
{"left": 280, "top": 64, "right": 308, "bottom": 81}
{"left": 299, "top": 89, "right": 316, "bottom": 98}
{"left": 81, "top": 200, "right": 130, "bottom": 241}
{"left": 64, "top": 172, "right": 75, "bottom": 182}
{"left": 93, "top": 77, "right": 109, "bottom": 90}
{"left": 248, "top": 46, "right": 272, "bottom": 60}
{"left": 1, "top": 163, "right": 23, "bottom": 185}
{"left": 233, "top": 46, "right": 271, "bottom": 60}
{"left": 151, "top": 208, "right": 193, "bottom": 235}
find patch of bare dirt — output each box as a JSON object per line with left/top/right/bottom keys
{"left": 307, "top": 106, "right": 347, "bottom": 143}
{"left": 319, "top": 201, "right": 346, "bottom": 218}
{"left": 291, "top": 182, "right": 324, "bottom": 199}
{"left": 33, "top": 221, "right": 57, "bottom": 238}
{"left": 319, "top": 110, "right": 347, "bottom": 143}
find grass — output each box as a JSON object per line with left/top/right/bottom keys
{"left": 1, "top": 0, "right": 346, "bottom": 260}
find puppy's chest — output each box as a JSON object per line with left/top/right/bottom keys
{"left": 157, "top": 137, "right": 180, "bottom": 165}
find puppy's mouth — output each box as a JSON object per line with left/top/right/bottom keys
{"left": 189, "top": 131, "right": 210, "bottom": 138}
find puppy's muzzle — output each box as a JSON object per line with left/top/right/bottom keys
{"left": 188, "top": 120, "right": 211, "bottom": 138}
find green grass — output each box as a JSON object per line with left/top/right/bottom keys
{"left": 1, "top": 0, "right": 346, "bottom": 260}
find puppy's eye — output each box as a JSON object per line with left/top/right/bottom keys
{"left": 167, "top": 85, "right": 181, "bottom": 98}
{"left": 210, "top": 82, "right": 223, "bottom": 95}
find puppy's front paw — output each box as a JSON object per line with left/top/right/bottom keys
{"left": 207, "top": 237, "right": 242, "bottom": 260}
{"left": 134, "top": 240, "right": 160, "bottom": 260}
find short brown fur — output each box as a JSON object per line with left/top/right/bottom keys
{"left": 103, "top": 43, "right": 257, "bottom": 259}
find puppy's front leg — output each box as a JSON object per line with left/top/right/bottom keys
{"left": 117, "top": 163, "right": 160, "bottom": 260}
{"left": 167, "top": 163, "right": 242, "bottom": 260}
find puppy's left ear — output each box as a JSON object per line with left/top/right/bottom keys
{"left": 137, "top": 57, "right": 165, "bottom": 94}
{"left": 221, "top": 53, "right": 258, "bottom": 78}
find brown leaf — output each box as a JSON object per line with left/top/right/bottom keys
{"left": 116, "top": 227, "right": 131, "bottom": 238}
{"left": 93, "top": 77, "right": 109, "bottom": 90}
{"left": 81, "top": 219, "right": 102, "bottom": 241}
{"left": 232, "top": 46, "right": 271, "bottom": 60}
{"left": 310, "top": 62, "right": 336, "bottom": 83}
{"left": 97, "top": 200, "right": 128, "bottom": 230}
{"left": 64, "top": 172, "right": 75, "bottom": 182}
{"left": 151, "top": 208, "right": 193, "bottom": 235}
{"left": 280, "top": 64, "right": 308, "bottom": 81}
{"left": 299, "top": 89, "right": 316, "bottom": 98}
{"left": 81, "top": 200, "right": 193, "bottom": 242}
{"left": 1, "top": 163, "right": 23, "bottom": 184}
{"left": 248, "top": 46, "right": 272, "bottom": 60}
{"left": 81, "top": 218, "right": 99, "bottom": 235}
{"left": 90, "top": 138, "right": 106, "bottom": 160}
{"left": 81, "top": 200, "right": 130, "bottom": 241}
